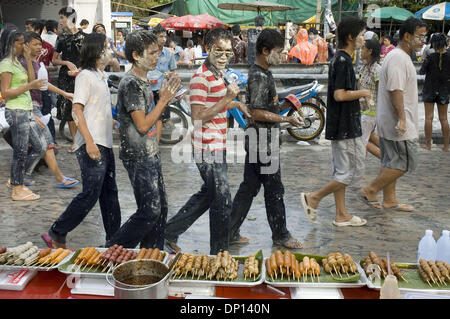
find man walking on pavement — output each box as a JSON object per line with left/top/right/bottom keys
{"left": 229, "top": 28, "right": 304, "bottom": 249}
{"left": 164, "top": 28, "right": 251, "bottom": 255}
{"left": 361, "top": 18, "right": 427, "bottom": 213}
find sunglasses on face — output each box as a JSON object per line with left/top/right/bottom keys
{"left": 212, "top": 50, "right": 234, "bottom": 59}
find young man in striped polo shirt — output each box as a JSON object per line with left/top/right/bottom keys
{"left": 165, "top": 28, "right": 251, "bottom": 255}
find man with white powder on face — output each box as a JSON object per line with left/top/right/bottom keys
{"left": 165, "top": 28, "right": 251, "bottom": 255}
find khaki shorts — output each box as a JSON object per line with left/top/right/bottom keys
{"left": 331, "top": 137, "right": 365, "bottom": 187}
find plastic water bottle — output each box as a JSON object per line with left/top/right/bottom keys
{"left": 436, "top": 230, "right": 450, "bottom": 263}
{"left": 417, "top": 230, "right": 437, "bottom": 263}
{"left": 37, "top": 62, "right": 48, "bottom": 91}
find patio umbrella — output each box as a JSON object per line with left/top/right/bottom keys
{"left": 195, "top": 14, "right": 228, "bottom": 28}
{"left": 365, "top": 6, "right": 415, "bottom": 33}
{"left": 160, "top": 15, "right": 214, "bottom": 31}
{"left": 415, "top": 2, "right": 450, "bottom": 32}
{"left": 218, "top": 1, "right": 297, "bottom": 25}
{"left": 148, "top": 17, "right": 164, "bottom": 27}
{"left": 218, "top": 1, "right": 296, "bottom": 14}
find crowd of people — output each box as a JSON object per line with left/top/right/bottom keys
{"left": 0, "top": 6, "right": 449, "bottom": 255}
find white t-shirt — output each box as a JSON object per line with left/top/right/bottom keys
{"left": 376, "top": 48, "right": 419, "bottom": 141}
{"left": 72, "top": 69, "right": 113, "bottom": 150}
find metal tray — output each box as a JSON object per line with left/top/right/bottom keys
{"left": 58, "top": 248, "right": 169, "bottom": 279}
{"left": 0, "top": 249, "right": 74, "bottom": 272}
{"left": 364, "top": 262, "right": 450, "bottom": 294}
{"left": 169, "top": 251, "right": 265, "bottom": 288}
{"left": 264, "top": 253, "right": 367, "bottom": 288}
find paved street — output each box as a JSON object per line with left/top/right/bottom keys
{"left": 0, "top": 102, "right": 449, "bottom": 263}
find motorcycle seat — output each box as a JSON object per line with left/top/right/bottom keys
{"left": 277, "top": 82, "right": 316, "bottom": 100}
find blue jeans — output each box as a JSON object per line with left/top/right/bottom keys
{"left": 165, "top": 151, "right": 232, "bottom": 254}
{"left": 106, "top": 154, "right": 168, "bottom": 249}
{"left": 48, "top": 144, "right": 121, "bottom": 244}
{"left": 5, "top": 109, "right": 46, "bottom": 185}
{"left": 229, "top": 152, "right": 291, "bottom": 243}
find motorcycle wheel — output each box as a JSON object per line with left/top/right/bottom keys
{"left": 59, "top": 120, "right": 73, "bottom": 142}
{"left": 159, "top": 106, "right": 189, "bottom": 145}
{"left": 286, "top": 102, "right": 325, "bottom": 141}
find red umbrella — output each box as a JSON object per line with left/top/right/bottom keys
{"left": 195, "top": 14, "right": 228, "bottom": 28}
{"left": 160, "top": 15, "right": 213, "bottom": 31}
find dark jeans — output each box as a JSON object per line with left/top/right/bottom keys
{"left": 229, "top": 152, "right": 291, "bottom": 243}
{"left": 165, "top": 151, "right": 232, "bottom": 254}
{"left": 106, "top": 154, "right": 168, "bottom": 249}
{"left": 41, "top": 90, "right": 56, "bottom": 143}
{"left": 48, "top": 144, "right": 121, "bottom": 244}
{"left": 5, "top": 109, "right": 47, "bottom": 185}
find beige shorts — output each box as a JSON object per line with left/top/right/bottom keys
{"left": 331, "top": 137, "right": 366, "bottom": 187}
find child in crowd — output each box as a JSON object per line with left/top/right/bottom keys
{"left": 229, "top": 28, "right": 303, "bottom": 249}
{"left": 301, "top": 17, "right": 370, "bottom": 227}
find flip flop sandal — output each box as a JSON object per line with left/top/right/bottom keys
{"left": 164, "top": 240, "right": 181, "bottom": 254}
{"left": 360, "top": 192, "right": 381, "bottom": 209}
{"left": 300, "top": 192, "right": 318, "bottom": 224}
{"left": 11, "top": 192, "right": 40, "bottom": 201}
{"left": 382, "top": 204, "right": 414, "bottom": 212}
{"left": 333, "top": 215, "right": 367, "bottom": 227}
{"left": 41, "top": 234, "right": 53, "bottom": 248}
{"left": 274, "top": 237, "right": 303, "bottom": 249}
{"left": 56, "top": 177, "right": 80, "bottom": 188}
{"left": 230, "top": 236, "right": 250, "bottom": 245}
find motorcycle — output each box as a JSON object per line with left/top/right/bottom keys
{"left": 223, "top": 68, "right": 327, "bottom": 141}
{"left": 159, "top": 68, "right": 327, "bottom": 144}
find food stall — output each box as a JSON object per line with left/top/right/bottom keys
{"left": 0, "top": 242, "right": 448, "bottom": 300}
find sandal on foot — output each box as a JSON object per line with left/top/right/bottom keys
{"left": 382, "top": 203, "right": 414, "bottom": 212}
{"left": 360, "top": 192, "right": 381, "bottom": 209}
{"left": 230, "top": 236, "right": 250, "bottom": 245}
{"left": 333, "top": 215, "right": 367, "bottom": 227}
{"left": 12, "top": 191, "right": 40, "bottom": 201}
{"left": 300, "top": 192, "right": 317, "bottom": 224}
{"left": 164, "top": 240, "right": 181, "bottom": 254}
{"left": 274, "top": 237, "right": 303, "bottom": 249}
{"left": 56, "top": 177, "right": 79, "bottom": 188}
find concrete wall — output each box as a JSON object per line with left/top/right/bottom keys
{"left": 70, "top": 0, "right": 112, "bottom": 37}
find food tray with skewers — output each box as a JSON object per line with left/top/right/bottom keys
{"left": 58, "top": 245, "right": 168, "bottom": 278}
{"left": 0, "top": 243, "right": 73, "bottom": 271}
{"left": 168, "top": 250, "right": 265, "bottom": 287}
{"left": 361, "top": 251, "right": 450, "bottom": 293}
{"left": 264, "top": 250, "right": 367, "bottom": 288}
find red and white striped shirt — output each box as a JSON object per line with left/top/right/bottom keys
{"left": 190, "top": 63, "right": 228, "bottom": 152}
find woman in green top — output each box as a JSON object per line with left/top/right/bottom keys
{"left": 0, "top": 27, "right": 47, "bottom": 200}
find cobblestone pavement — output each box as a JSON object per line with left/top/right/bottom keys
{"left": 0, "top": 116, "right": 449, "bottom": 263}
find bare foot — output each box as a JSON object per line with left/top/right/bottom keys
{"left": 421, "top": 143, "right": 431, "bottom": 151}
{"left": 443, "top": 146, "right": 449, "bottom": 152}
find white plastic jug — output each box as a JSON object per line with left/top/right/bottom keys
{"left": 436, "top": 230, "right": 450, "bottom": 263}
{"left": 37, "top": 62, "right": 48, "bottom": 91}
{"left": 417, "top": 229, "right": 437, "bottom": 263}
